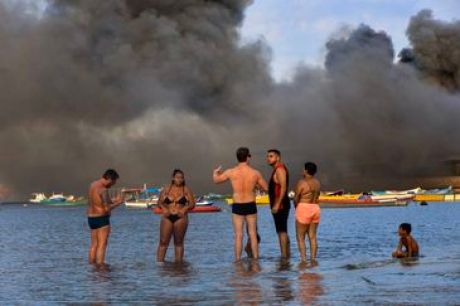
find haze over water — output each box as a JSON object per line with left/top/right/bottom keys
{"left": 0, "top": 202, "right": 459, "bottom": 304}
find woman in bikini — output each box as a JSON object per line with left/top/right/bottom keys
{"left": 156, "top": 169, "right": 195, "bottom": 263}
{"left": 294, "top": 162, "right": 321, "bottom": 264}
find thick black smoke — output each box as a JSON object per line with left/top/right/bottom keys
{"left": 0, "top": 2, "right": 459, "bottom": 198}
{"left": 401, "top": 9, "right": 460, "bottom": 91}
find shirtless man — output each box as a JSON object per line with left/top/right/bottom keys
{"left": 213, "top": 147, "right": 268, "bottom": 261}
{"left": 392, "top": 223, "right": 420, "bottom": 258}
{"left": 87, "top": 169, "right": 124, "bottom": 266}
{"left": 294, "top": 162, "right": 321, "bottom": 263}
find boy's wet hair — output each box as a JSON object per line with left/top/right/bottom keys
{"left": 399, "top": 223, "right": 412, "bottom": 234}
{"left": 304, "top": 162, "right": 317, "bottom": 175}
{"left": 103, "top": 169, "right": 119, "bottom": 180}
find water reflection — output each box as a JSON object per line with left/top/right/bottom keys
{"left": 229, "top": 260, "right": 263, "bottom": 305}
{"left": 272, "top": 258, "right": 295, "bottom": 302}
{"left": 297, "top": 271, "right": 324, "bottom": 305}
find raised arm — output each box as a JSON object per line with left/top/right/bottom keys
{"left": 213, "top": 167, "right": 230, "bottom": 184}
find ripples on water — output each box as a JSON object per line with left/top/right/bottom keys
{"left": 0, "top": 203, "right": 459, "bottom": 304}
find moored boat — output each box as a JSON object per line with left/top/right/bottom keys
{"left": 122, "top": 186, "right": 160, "bottom": 208}
{"left": 29, "top": 192, "right": 86, "bottom": 206}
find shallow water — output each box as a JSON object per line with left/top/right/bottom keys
{"left": 0, "top": 202, "right": 459, "bottom": 305}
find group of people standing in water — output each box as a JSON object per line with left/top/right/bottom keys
{"left": 86, "top": 147, "right": 322, "bottom": 266}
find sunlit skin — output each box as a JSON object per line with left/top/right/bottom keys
{"left": 294, "top": 171, "right": 321, "bottom": 263}
{"left": 392, "top": 227, "right": 419, "bottom": 258}
{"left": 87, "top": 177, "right": 123, "bottom": 266}
{"left": 266, "top": 152, "right": 290, "bottom": 258}
{"left": 156, "top": 171, "right": 195, "bottom": 263}
{"left": 213, "top": 158, "right": 268, "bottom": 261}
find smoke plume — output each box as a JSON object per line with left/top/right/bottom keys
{"left": 0, "top": 2, "right": 459, "bottom": 198}
{"left": 401, "top": 9, "right": 460, "bottom": 91}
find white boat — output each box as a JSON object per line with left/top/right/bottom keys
{"left": 195, "top": 196, "right": 214, "bottom": 206}
{"left": 30, "top": 193, "right": 47, "bottom": 203}
{"left": 370, "top": 194, "right": 415, "bottom": 202}
{"left": 123, "top": 186, "right": 160, "bottom": 209}
{"left": 48, "top": 193, "right": 66, "bottom": 202}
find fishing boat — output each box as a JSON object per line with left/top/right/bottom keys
{"left": 29, "top": 192, "right": 86, "bottom": 206}
{"left": 195, "top": 196, "right": 214, "bottom": 206}
{"left": 122, "top": 186, "right": 160, "bottom": 208}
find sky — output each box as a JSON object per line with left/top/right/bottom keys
{"left": 240, "top": 0, "right": 460, "bottom": 81}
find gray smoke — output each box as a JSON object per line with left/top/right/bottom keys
{"left": 401, "top": 9, "right": 460, "bottom": 91}
{"left": 0, "top": 2, "right": 459, "bottom": 198}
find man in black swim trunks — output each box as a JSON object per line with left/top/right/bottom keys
{"left": 213, "top": 147, "right": 268, "bottom": 261}
{"left": 87, "top": 169, "right": 123, "bottom": 266}
{"left": 266, "top": 149, "right": 291, "bottom": 258}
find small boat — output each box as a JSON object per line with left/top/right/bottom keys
{"left": 370, "top": 194, "right": 415, "bottom": 202}
{"left": 195, "top": 196, "right": 214, "bottom": 206}
{"left": 122, "top": 186, "right": 160, "bottom": 209}
{"left": 153, "top": 205, "right": 221, "bottom": 214}
{"left": 30, "top": 192, "right": 86, "bottom": 206}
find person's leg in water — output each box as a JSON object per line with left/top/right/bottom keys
{"left": 246, "top": 214, "right": 259, "bottom": 259}
{"left": 173, "top": 216, "right": 189, "bottom": 263}
{"left": 245, "top": 226, "right": 261, "bottom": 258}
{"left": 157, "top": 217, "right": 174, "bottom": 262}
{"left": 95, "top": 225, "right": 111, "bottom": 265}
{"left": 89, "top": 229, "right": 98, "bottom": 264}
{"left": 296, "top": 221, "right": 309, "bottom": 263}
{"left": 232, "top": 214, "right": 245, "bottom": 261}
{"left": 307, "top": 223, "right": 319, "bottom": 264}
{"left": 279, "top": 231, "right": 290, "bottom": 259}
{"left": 274, "top": 210, "right": 291, "bottom": 258}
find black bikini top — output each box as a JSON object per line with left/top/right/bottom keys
{"left": 163, "top": 186, "right": 188, "bottom": 206}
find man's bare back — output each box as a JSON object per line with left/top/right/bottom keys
{"left": 216, "top": 164, "right": 267, "bottom": 203}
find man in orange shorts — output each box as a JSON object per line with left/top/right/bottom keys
{"left": 294, "top": 162, "right": 320, "bottom": 263}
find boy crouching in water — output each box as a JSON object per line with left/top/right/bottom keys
{"left": 392, "top": 223, "right": 420, "bottom": 258}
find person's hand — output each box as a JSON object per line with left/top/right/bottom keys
{"left": 271, "top": 204, "right": 280, "bottom": 214}
{"left": 213, "top": 165, "right": 223, "bottom": 174}
{"left": 113, "top": 194, "right": 124, "bottom": 205}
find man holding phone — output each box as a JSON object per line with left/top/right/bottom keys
{"left": 87, "top": 169, "right": 124, "bottom": 267}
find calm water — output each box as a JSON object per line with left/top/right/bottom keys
{"left": 0, "top": 202, "right": 459, "bottom": 305}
